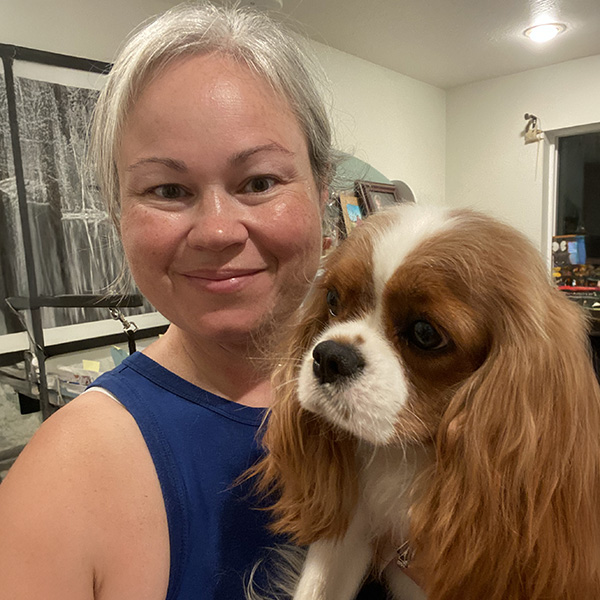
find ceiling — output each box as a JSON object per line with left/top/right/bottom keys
{"left": 234, "top": 0, "right": 600, "bottom": 89}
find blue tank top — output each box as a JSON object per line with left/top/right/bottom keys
{"left": 90, "top": 351, "right": 279, "bottom": 599}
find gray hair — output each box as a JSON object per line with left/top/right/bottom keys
{"left": 89, "top": 1, "right": 334, "bottom": 228}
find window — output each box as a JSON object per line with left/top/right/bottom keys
{"left": 554, "top": 131, "right": 600, "bottom": 286}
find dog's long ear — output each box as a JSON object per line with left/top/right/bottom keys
{"left": 248, "top": 273, "right": 358, "bottom": 546}
{"left": 411, "top": 284, "right": 600, "bottom": 600}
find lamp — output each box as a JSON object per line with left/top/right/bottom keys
{"left": 524, "top": 23, "right": 566, "bottom": 43}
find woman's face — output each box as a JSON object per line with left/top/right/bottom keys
{"left": 118, "top": 54, "right": 325, "bottom": 345}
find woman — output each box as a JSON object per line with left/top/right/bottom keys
{"left": 0, "top": 4, "right": 330, "bottom": 599}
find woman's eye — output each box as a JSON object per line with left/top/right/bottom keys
{"left": 151, "top": 184, "right": 188, "bottom": 199}
{"left": 406, "top": 320, "right": 448, "bottom": 351}
{"left": 326, "top": 288, "right": 340, "bottom": 317}
{"left": 242, "top": 177, "right": 277, "bottom": 194}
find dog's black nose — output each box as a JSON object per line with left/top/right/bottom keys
{"left": 312, "top": 340, "right": 365, "bottom": 385}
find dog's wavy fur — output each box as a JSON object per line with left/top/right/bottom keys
{"left": 249, "top": 207, "right": 600, "bottom": 600}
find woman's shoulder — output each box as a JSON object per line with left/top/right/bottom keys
{"left": 11, "top": 390, "right": 147, "bottom": 474}
{"left": 0, "top": 391, "right": 169, "bottom": 600}
{"left": 0, "top": 391, "right": 141, "bottom": 505}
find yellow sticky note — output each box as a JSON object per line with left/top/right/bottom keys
{"left": 82, "top": 360, "right": 101, "bottom": 372}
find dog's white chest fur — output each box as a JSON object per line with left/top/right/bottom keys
{"left": 357, "top": 443, "right": 430, "bottom": 544}
{"left": 290, "top": 445, "right": 431, "bottom": 600}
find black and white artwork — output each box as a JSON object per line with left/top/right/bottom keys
{"left": 0, "top": 67, "right": 150, "bottom": 335}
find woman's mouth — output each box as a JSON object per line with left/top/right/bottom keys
{"left": 180, "top": 268, "right": 267, "bottom": 293}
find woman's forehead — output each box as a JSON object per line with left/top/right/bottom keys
{"left": 118, "top": 54, "right": 310, "bottom": 170}
{"left": 134, "top": 53, "right": 290, "bottom": 118}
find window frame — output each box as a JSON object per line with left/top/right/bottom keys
{"left": 542, "top": 121, "right": 600, "bottom": 271}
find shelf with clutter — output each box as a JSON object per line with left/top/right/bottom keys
{"left": 553, "top": 234, "right": 600, "bottom": 302}
{"left": 1, "top": 294, "right": 167, "bottom": 414}
{"left": 0, "top": 294, "right": 167, "bottom": 479}
{"left": 323, "top": 153, "right": 416, "bottom": 251}
{"left": 552, "top": 233, "right": 600, "bottom": 375}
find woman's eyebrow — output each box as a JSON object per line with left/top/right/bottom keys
{"left": 229, "top": 142, "right": 295, "bottom": 165}
{"left": 126, "top": 144, "right": 294, "bottom": 173}
{"left": 126, "top": 157, "right": 188, "bottom": 172}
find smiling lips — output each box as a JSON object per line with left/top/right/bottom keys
{"left": 181, "top": 268, "right": 267, "bottom": 293}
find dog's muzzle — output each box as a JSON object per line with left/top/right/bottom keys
{"left": 312, "top": 340, "right": 366, "bottom": 385}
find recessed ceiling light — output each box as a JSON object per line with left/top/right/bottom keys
{"left": 524, "top": 23, "right": 567, "bottom": 43}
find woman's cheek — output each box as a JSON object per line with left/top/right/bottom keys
{"left": 267, "top": 193, "right": 323, "bottom": 253}
{"left": 120, "top": 205, "right": 177, "bottom": 274}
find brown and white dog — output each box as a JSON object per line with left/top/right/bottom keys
{"left": 251, "top": 204, "right": 600, "bottom": 600}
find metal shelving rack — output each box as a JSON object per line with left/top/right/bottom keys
{"left": 5, "top": 294, "right": 150, "bottom": 419}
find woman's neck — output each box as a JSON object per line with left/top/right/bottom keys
{"left": 141, "top": 324, "right": 274, "bottom": 408}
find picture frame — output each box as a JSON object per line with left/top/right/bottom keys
{"left": 338, "top": 193, "right": 364, "bottom": 237}
{"left": 355, "top": 180, "right": 402, "bottom": 215}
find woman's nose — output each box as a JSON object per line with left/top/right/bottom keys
{"left": 185, "top": 190, "right": 249, "bottom": 252}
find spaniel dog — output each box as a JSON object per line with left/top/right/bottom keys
{"left": 250, "top": 204, "right": 600, "bottom": 600}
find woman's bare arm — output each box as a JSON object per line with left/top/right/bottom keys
{"left": 0, "top": 392, "right": 169, "bottom": 600}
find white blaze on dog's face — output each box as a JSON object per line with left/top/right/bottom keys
{"left": 297, "top": 204, "right": 492, "bottom": 446}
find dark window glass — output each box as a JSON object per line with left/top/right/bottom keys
{"left": 556, "top": 132, "right": 600, "bottom": 264}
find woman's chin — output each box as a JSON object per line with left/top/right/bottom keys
{"left": 176, "top": 311, "right": 278, "bottom": 347}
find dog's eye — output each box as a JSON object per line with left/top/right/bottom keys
{"left": 407, "top": 320, "right": 448, "bottom": 351}
{"left": 326, "top": 289, "right": 340, "bottom": 316}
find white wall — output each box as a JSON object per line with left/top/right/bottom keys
{"left": 446, "top": 54, "right": 600, "bottom": 248}
{"left": 0, "top": 0, "right": 170, "bottom": 63}
{"left": 312, "top": 42, "right": 446, "bottom": 206}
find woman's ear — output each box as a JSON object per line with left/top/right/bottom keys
{"left": 410, "top": 294, "right": 600, "bottom": 600}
